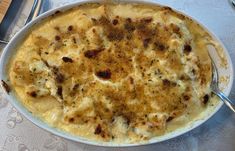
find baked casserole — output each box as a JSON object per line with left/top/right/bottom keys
{"left": 6, "top": 3, "right": 218, "bottom": 143}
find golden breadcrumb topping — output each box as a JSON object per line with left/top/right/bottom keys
{"left": 8, "top": 3, "right": 214, "bottom": 143}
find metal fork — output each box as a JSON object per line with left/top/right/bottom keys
{"left": 0, "top": 0, "right": 42, "bottom": 45}
{"left": 211, "top": 59, "right": 235, "bottom": 112}
{"left": 231, "top": 0, "right": 235, "bottom": 7}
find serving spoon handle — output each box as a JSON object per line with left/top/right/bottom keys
{"left": 210, "top": 55, "right": 235, "bottom": 113}
{"left": 231, "top": 0, "right": 235, "bottom": 7}
{"left": 213, "top": 90, "right": 235, "bottom": 112}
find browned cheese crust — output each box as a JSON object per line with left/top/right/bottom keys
{"left": 8, "top": 3, "right": 213, "bottom": 143}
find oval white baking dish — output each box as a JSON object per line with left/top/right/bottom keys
{"left": 0, "top": 0, "right": 233, "bottom": 147}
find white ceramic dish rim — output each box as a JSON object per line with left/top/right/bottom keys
{"left": 0, "top": 0, "right": 233, "bottom": 147}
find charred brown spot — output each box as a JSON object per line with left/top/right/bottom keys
{"left": 124, "top": 23, "right": 135, "bottom": 32}
{"left": 183, "top": 95, "right": 190, "bottom": 101}
{"left": 68, "top": 117, "right": 74, "bottom": 123}
{"left": 55, "top": 73, "right": 64, "bottom": 83}
{"left": 52, "top": 67, "right": 65, "bottom": 83}
{"left": 28, "top": 91, "right": 37, "bottom": 98}
{"left": 126, "top": 18, "right": 132, "bottom": 23}
{"left": 84, "top": 48, "right": 104, "bottom": 58}
{"left": 62, "top": 57, "right": 73, "bottom": 63}
{"left": 57, "top": 86, "right": 63, "bottom": 99}
{"left": 136, "top": 24, "right": 155, "bottom": 41}
{"left": 143, "top": 38, "right": 151, "bottom": 48}
{"left": 72, "top": 37, "right": 76, "bottom": 44}
{"left": 203, "top": 94, "right": 209, "bottom": 105}
{"left": 42, "top": 60, "right": 49, "bottom": 67}
{"left": 171, "top": 24, "right": 181, "bottom": 36}
{"left": 126, "top": 117, "right": 131, "bottom": 125}
{"left": 184, "top": 44, "right": 192, "bottom": 54}
{"left": 94, "top": 124, "right": 102, "bottom": 135}
{"left": 154, "top": 42, "right": 166, "bottom": 51}
{"left": 67, "top": 25, "right": 73, "bottom": 31}
{"left": 1, "top": 80, "right": 10, "bottom": 94}
{"left": 166, "top": 116, "right": 174, "bottom": 122}
{"left": 141, "top": 17, "right": 153, "bottom": 23}
{"left": 172, "top": 82, "right": 177, "bottom": 86}
{"left": 107, "top": 29, "right": 124, "bottom": 41}
{"left": 73, "top": 84, "right": 79, "bottom": 91}
{"left": 98, "top": 16, "right": 110, "bottom": 25}
{"left": 54, "top": 26, "right": 60, "bottom": 31}
{"left": 55, "top": 35, "right": 61, "bottom": 41}
{"left": 179, "top": 75, "right": 190, "bottom": 80}
{"left": 173, "top": 27, "right": 180, "bottom": 34}
{"left": 162, "top": 79, "right": 176, "bottom": 87}
{"left": 192, "top": 69, "right": 196, "bottom": 75}
{"left": 52, "top": 10, "right": 61, "bottom": 17}
{"left": 91, "top": 18, "right": 97, "bottom": 23}
{"left": 112, "top": 19, "right": 118, "bottom": 25}
{"left": 95, "top": 69, "right": 111, "bottom": 80}
{"left": 54, "top": 10, "right": 61, "bottom": 14}
{"left": 162, "top": 6, "right": 173, "bottom": 11}
{"left": 163, "top": 79, "right": 171, "bottom": 86}
{"left": 129, "top": 77, "right": 134, "bottom": 84}
{"left": 101, "top": 133, "right": 106, "bottom": 138}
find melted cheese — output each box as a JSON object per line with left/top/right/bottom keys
{"left": 8, "top": 3, "right": 218, "bottom": 143}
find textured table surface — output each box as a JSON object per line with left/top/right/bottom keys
{"left": 0, "top": 0, "right": 235, "bottom": 151}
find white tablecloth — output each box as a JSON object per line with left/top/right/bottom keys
{"left": 0, "top": 0, "right": 235, "bottom": 150}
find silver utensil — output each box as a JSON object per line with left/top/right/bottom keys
{"left": 231, "top": 0, "right": 235, "bottom": 7}
{"left": 0, "top": 0, "right": 42, "bottom": 45}
{"left": 210, "top": 59, "right": 235, "bottom": 112}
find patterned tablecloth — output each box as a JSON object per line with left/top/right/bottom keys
{"left": 0, "top": 0, "right": 235, "bottom": 151}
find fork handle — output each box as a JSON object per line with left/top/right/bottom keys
{"left": 25, "top": 0, "right": 42, "bottom": 25}
{"left": 0, "top": 0, "right": 42, "bottom": 45}
{"left": 214, "top": 91, "right": 235, "bottom": 113}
